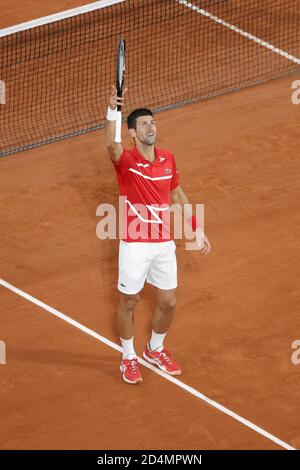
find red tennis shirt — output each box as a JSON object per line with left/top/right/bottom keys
{"left": 112, "top": 146, "right": 179, "bottom": 242}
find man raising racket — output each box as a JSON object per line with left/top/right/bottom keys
{"left": 106, "top": 86, "right": 211, "bottom": 384}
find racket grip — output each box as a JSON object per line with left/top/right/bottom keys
{"left": 115, "top": 111, "right": 122, "bottom": 143}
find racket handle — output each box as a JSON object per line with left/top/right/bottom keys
{"left": 115, "top": 111, "right": 122, "bottom": 143}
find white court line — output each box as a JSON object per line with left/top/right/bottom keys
{"left": 0, "top": 277, "right": 296, "bottom": 450}
{"left": 0, "top": 0, "right": 125, "bottom": 37}
{"left": 175, "top": 0, "right": 300, "bottom": 66}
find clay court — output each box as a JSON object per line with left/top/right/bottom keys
{"left": 1, "top": 0, "right": 300, "bottom": 450}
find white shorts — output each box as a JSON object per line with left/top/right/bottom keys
{"left": 118, "top": 240, "right": 177, "bottom": 295}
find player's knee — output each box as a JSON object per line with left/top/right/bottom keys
{"left": 121, "top": 293, "right": 140, "bottom": 312}
{"left": 159, "top": 297, "right": 176, "bottom": 315}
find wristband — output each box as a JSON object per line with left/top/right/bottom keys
{"left": 187, "top": 215, "right": 200, "bottom": 232}
{"left": 106, "top": 106, "right": 117, "bottom": 121}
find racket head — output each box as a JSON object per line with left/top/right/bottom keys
{"left": 116, "top": 37, "right": 126, "bottom": 111}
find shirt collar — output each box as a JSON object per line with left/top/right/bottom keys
{"left": 132, "top": 145, "right": 157, "bottom": 164}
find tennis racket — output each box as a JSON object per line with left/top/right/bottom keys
{"left": 115, "top": 37, "right": 126, "bottom": 143}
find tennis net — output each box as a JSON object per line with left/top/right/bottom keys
{"left": 0, "top": 0, "right": 299, "bottom": 157}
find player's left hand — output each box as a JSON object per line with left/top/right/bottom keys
{"left": 196, "top": 228, "right": 211, "bottom": 254}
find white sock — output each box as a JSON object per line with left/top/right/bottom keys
{"left": 149, "top": 331, "right": 166, "bottom": 352}
{"left": 120, "top": 337, "right": 136, "bottom": 360}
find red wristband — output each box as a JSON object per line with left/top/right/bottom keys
{"left": 187, "top": 215, "right": 200, "bottom": 232}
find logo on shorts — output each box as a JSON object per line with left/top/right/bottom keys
{"left": 120, "top": 283, "right": 126, "bottom": 287}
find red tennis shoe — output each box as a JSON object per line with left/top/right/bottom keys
{"left": 143, "top": 344, "right": 182, "bottom": 376}
{"left": 120, "top": 357, "right": 142, "bottom": 384}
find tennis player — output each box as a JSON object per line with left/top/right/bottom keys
{"left": 106, "top": 86, "right": 211, "bottom": 384}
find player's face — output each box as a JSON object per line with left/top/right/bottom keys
{"left": 134, "top": 116, "right": 157, "bottom": 145}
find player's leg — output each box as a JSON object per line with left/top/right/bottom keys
{"left": 118, "top": 292, "right": 143, "bottom": 385}
{"left": 117, "top": 292, "right": 140, "bottom": 357}
{"left": 144, "top": 242, "right": 182, "bottom": 375}
{"left": 143, "top": 287, "right": 181, "bottom": 375}
{"left": 151, "top": 287, "right": 176, "bottom": 340}
{"left": 117, "top": 241, "right": 150, "bottom": 384}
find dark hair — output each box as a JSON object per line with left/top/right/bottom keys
{"left": 127, "top": 108, "right": 153, "bottom": 130}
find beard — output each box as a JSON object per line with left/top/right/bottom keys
{"left": 139, "top": 134, "right": 156, "bottom": 146}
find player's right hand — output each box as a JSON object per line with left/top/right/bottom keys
{"left": 109, "top": 85, "right": 127, "bottom": 110}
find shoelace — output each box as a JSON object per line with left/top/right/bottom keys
{"left": 128, "top": 359, "right": 139, "bottom": 372}
{"left": 159, "top": 350, "right": 172, "bottom": 364}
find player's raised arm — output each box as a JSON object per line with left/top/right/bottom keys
{"left": 105, "top": 86, "right": 126, "bottom": 163}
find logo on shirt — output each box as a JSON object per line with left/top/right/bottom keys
{"left": 165, "top": 169, "right": 171, "bottom": 174}
{"left": 159, "top": 156, "right": 166, "bottom": 162}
